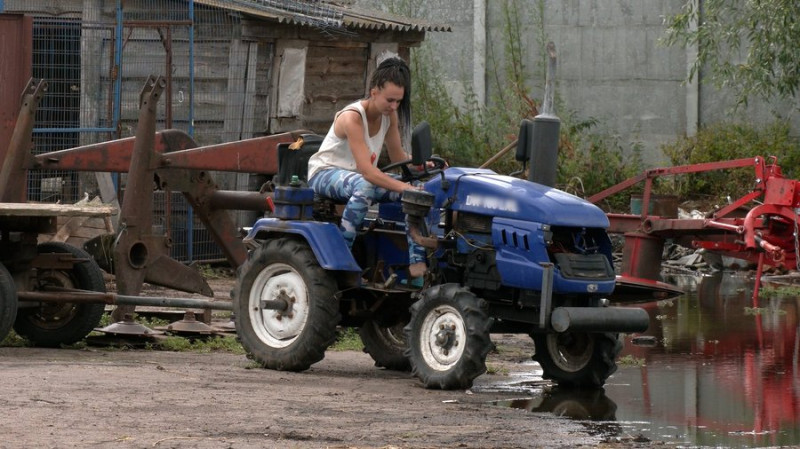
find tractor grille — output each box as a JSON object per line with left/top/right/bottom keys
{"left": 553, "top": 253, "right": 615, "bottom": 280}
{"left": 455, "top": 211, "right": 492, "bottom": 234}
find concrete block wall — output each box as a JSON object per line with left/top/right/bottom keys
{"left": 356, "top": 0, "right": 798, "bottom": 167}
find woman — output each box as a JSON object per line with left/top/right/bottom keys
{"left": 307, "top": 56, "right": 426, "bottom": 280}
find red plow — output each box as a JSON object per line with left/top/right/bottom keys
{"left": 590, "top": 156, "right": 800, "bottom": 302}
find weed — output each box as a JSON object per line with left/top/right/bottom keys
{"left": 329, "top": 327, "right": 364, "bottom": 352}
{"left": 617, "top": 354, "right": 646, "bottom": 367}
{"left": 148, "top": 335, "right": 245, "bottom": 354}
{"left": 660, "top": 120, "right": 797, "bottom": 202}
{"left": 759, "top": 284, "right": 800, "bottom": 299}
{"left": 0, "top": 330, "right": 31, "bottom": 348}
{"left": 744, "top": 307, "right": 787, "bottom": 316}
{"left": 485, "top": 363, "right": 510, "bottom": 376}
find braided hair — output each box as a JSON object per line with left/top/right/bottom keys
{"left": 369, "top": 57, "right": 411, "bottom": 147}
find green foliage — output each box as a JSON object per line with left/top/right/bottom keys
{"left": 759, "top": 284, "right": 800, "bottom": 299}
{"left": 403, "top": 0, "right": 641, "bottom": 202}
{"left": 147, "top": 335, "right": 245, "bottom": 353}
{"left": 408, "top": 0, "right": 540, "bottom": 174}
{"left": 663, "top": 0, "right": 800, "bottom": 106}
{"left": 0, "top": 330, "right": 31, "bottom": 347}
{"left": 557, "top": 113, "right": 645, "bottom": 211}
{"left": 485, "top": 363, "right": 510, "bottom": 376}
{"left": 329, "top": 327, "right": 363, "bottom": 352}
{"left": 617, "top": 354, "right": 646, "bottom": 367}
{"left": 660, "top": 120, "right": 797, "bottom": 201}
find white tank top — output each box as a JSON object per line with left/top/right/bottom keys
{"left": 307, "top": 101, "right": 390, "bottom": 181}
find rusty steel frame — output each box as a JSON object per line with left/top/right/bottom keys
{"left": 2, "top": 76, "right": 308, "bottom": 314}
{"left": 590, "top": 155, "right": 800, "bottom": 300}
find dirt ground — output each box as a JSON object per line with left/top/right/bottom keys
{"left": 0, "top": 276, "right": 654, "bottom": 449}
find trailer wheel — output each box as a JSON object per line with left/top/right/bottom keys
{"left": 360, "top": 318, "right": 411, "bottom": 371}
{"left": 14, "top": 242, "right": 106, "bottom": 347}
{"left": 0, "top": 263, "right": 18, "bottom": 343}
{"left": 405, "top": 284, "right": 492, "bottom": 390}
{"left": 234, "top": 238, "right": 340, "bottom": 371}
{"left": 531, "top": 332, "right": 622, "bottom": 389}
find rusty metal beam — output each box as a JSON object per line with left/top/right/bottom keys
{"left": 0, "top": 79, "right": 46, "bottom": 203}
{"left": 32, "top": 128, "right": 306, "bottom": 175}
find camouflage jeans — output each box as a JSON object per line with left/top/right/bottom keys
{"left": 308, "top": 168, "right": 426, "bottom": 265}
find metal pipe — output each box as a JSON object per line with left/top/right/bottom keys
{"left": 550, "top": 306, "right": 650, "bottom": 333}
{"left": 539, "top": 263, "right": 553, "bottom": 329}
{"left": 208, "top": 190, "right": 272, "bottom": 211}
{"left": 17, "top": 290, "right": 232, "bottom": 310}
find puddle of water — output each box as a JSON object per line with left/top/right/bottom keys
{"left": 605, "top": 272, "right": 800, "bottom": 447}
{"left": 485, "top": 272, "right": 800, "bottom": 448}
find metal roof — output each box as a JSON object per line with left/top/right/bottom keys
{"left": 194, "top": 0, "right": 451, "bottom": 32}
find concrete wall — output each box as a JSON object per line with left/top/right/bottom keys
{"left": 357, "top": 0, "right": 799, "bottom": 166}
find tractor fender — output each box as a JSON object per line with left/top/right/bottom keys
{"left": 244, "top": 218, "right": 361, "bottom": 272}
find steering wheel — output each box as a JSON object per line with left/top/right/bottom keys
{"left": 381, "top": 156, "right": 448, "bottom": 182}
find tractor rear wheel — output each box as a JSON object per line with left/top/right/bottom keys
{"left": 0, "top": 263, "right": 17, "bottom": 343}
{"left": 234, "top": 238, "right": 340, "bottom": 371}
{"left": 360, "top": 317, "right": 411, "bottom": 371}
{"left": 531, "top": 332, "right": 622, "bottom": 388}
{"left": 405, "top": 284, "right": 492, "bottom": 390}
{"left": 14, "top": 242, "right": 106, "bottom": 347}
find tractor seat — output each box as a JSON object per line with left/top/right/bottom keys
{"left": 274, "top": 133, "right": 323, "bottom": 187}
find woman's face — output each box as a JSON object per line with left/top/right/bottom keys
{"left": 371, "top": 82, "right": 404, "bottom": 115}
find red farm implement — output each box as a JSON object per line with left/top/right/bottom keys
{"left": 590, "top": 156, "right": 800, "bottom": 302}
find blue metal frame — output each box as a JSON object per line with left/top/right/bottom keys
{"left": 186, "top": 0, "right": 195, "bottom": 262}
{"left": 245, "top": 218, "right": 361, "bottom": 272}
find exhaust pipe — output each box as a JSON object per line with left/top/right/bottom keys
{"left": 550, "top": 306, "right": 650, "bottom": 333}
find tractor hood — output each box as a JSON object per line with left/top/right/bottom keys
{"left": 426, "top": 167, "right": 609, "bottom": 228}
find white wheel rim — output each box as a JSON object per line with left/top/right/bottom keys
{"left": 420, "top": 305, "right": 466, "bottom": 371}
{"left": 248, "top": 263, "right": 309, "bottom": 348}
{"left": 547, "top": 333, "right": 593, "bottom": 372}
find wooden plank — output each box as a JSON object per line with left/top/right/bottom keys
{"left": 0, "top": 203, "right": 114, "bottom": 217}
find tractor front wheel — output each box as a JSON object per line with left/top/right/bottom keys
{"left": 234, "top": 238, "right": 340, "bottom": 371}
{"left": 405, "top": 284, "right": 492, "bottom": 390}
{"left": 531, "top": 332, "right": 622, "bottom": 388}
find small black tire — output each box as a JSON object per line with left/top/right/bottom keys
{"left": 14, "top": 242, "right": 106, "bottom": 347}
{"left": 0, "top": 263, "right": 18, "bottom": 343}
{"left": 234, "top": 238, "right": 340, "bottom": 371}
{"left": 531, "top": 331, "right": 622, "bottom": 389}
{"left": 360, "top": 318, "right": 411, "bottom": 371}
{"left": 405, "top": 284, "right": 493, "bottom": 390}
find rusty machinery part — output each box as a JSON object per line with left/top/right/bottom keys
{"left": 13, "top": 242, "right": 106, "bottom": 347}
{"left": 0, "top": 263, "right": 18, "bottom": 343}
{"left": 591, "top": 155, "right": 800, "bottom": 301}
{"left": 155, "top": 311, "right": 219, "bottom": 335}
{"left": 17, "top": 289, "right": 233, "bottom": 311}
{"left": 0, "top": 78, "right": 47, "bottom": 203}
{"left": 95, "top": 314, "right": 164, "bottom": 337}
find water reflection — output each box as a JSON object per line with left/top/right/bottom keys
{"left": 490, "top": 387, "right": 618, "bottom": 421}
{"left": 606, "top": 272, "right": 800, "bottom": 447}
{"left": 487, "top": 272, "right": 800, "bottom": 447}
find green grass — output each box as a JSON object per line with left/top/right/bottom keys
{"left": 617, "top": 354, "right": 646, "bottom": 367}
{"left": 147, "top": 335, "right": 245, "bottom": 354}
{"left": 0, "top": 330, "right": 31, "bottom": 348}
{"left": 485, "top": 363, "right": 510, "bottom": 376}
{"left": 329, "top": 327, "right": 364, "bottom": 352}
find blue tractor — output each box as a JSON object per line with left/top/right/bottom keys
{"left": 233, "top": 122, "right": 649, "bottom": 390}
